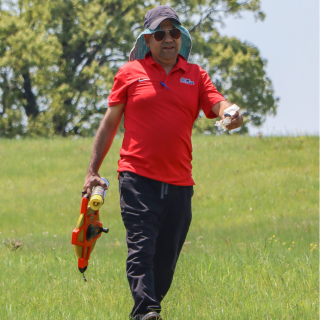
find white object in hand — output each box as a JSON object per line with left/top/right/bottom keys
{"left": 214, "top": 104, "right": 240, "bottom": 131}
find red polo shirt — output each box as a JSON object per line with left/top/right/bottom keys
{"left": 108, "top": 52, "right": 225, "bottom": 185}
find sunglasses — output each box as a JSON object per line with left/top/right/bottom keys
{"left": 152, "top": 28, "right": 181, "bottom": 41}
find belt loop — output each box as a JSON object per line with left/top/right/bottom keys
{"left": 161, "top": 182, "right": 165, "bottom": 199}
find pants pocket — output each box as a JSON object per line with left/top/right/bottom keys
{"left": 119, "top": 171, "right": 128, "bottom": 191}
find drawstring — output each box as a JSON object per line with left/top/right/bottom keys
{"left": 161, "top": 183, "right": 169, "bottom": 199}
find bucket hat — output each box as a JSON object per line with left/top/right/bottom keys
{"left": 129, "top": 6, "right": 192, "bottom": 62}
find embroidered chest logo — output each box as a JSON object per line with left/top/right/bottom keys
{"left": 180, "top": 77, "right": 194, "bottom": 85}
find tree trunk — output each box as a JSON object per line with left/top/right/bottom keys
{"left": 22, "top": 71, "right": 38, "bottom": 117}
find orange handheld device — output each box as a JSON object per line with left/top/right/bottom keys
{"left": 71, "top": 180, "right": 109, "bottom": 274}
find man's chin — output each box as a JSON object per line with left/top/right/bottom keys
{"left": 160, "top": 51, "right": 179, "bottom": 60}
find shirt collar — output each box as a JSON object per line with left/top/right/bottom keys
{"left": 144, "top": 51, "right": 187, "bottom": 72}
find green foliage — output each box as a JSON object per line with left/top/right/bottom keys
{"left": 0, "top": 106, "right": 24, "bottom": 137}
{"left": 0, "top": 0, "right": 278, "bottom": 136}
{"left": 205, "top": 32, "right": 278, "bottom": 131}
{"left": 192, "top": 30, "right": 279, "bottom": 135}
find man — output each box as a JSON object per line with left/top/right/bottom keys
{"left": 82, "top": 5, "right": 243, "bottom": 320}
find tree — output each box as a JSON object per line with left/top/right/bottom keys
{"left": 192, "top": 31, "right": 278, "bottom": 134}
{"left": 0, "top": 0, "right": 278, "bottom": 137}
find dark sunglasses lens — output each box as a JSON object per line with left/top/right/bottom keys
{"left": 154, "top": 31, "right": 166, "bottom": 41}
{"left": 169, "top": 29, "right": 181, "bottom": 39}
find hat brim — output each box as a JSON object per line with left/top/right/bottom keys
{"left": 149, "top": 17, "right": 181, "bottom": 30}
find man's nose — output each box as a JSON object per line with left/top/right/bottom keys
{"left": 164, "top": 32, "right": 174, "bottom": 42}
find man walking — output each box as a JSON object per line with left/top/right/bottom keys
{"left": 82, "top": 5, "right": 243, "bottom": 320}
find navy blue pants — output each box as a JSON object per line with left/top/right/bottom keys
{"left": 119, "top": 171, "right": 193, "bottom": 317}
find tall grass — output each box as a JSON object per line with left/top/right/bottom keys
{"left": 0, "top": 135, "right": 318, "bottom": 319}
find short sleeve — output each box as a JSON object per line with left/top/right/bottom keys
{"left": 199, "top": 68, "right": 225, "bottom": 119}
{"left": 108, "top": 68, "right": 128, "bottom": 106}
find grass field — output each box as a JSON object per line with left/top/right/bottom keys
{"left": 0, "top": 135, "right": 318, "bottom": 319}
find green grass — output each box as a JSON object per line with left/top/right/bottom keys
{"left": 0, "top": 135, "right": 318, "bottom": 319}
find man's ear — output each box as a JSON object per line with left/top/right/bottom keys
{"left": 144, "top": 34, "right": 150, "bottom": 47}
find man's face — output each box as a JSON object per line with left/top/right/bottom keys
{"left": 144, "top": 19, "right": 182, "bottom": 64}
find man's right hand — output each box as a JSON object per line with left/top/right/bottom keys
{"left": 82, "top": 173, "right": 109, "bottom": 198}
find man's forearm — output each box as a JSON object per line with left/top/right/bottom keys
{"left": 87, "top": 128, "right": 112, "bottom": 176}
{"left": 86, "top": 105, "right": 124, "bottom": 176}
{"left": 213, "top": 100, "right": 233, "bottom": 118}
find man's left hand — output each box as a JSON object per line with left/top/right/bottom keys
{"left": 212, "top": 101, "right": 243, "bottom": 131}
{"left": 223, "top": 111, "right": 243, "bottom": 130}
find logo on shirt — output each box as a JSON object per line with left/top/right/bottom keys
{"left": 180, "top": 77, "right": 194, "bottom": 85}
{"left": 139, "top": 78, "right": 150, "bottom": 82}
